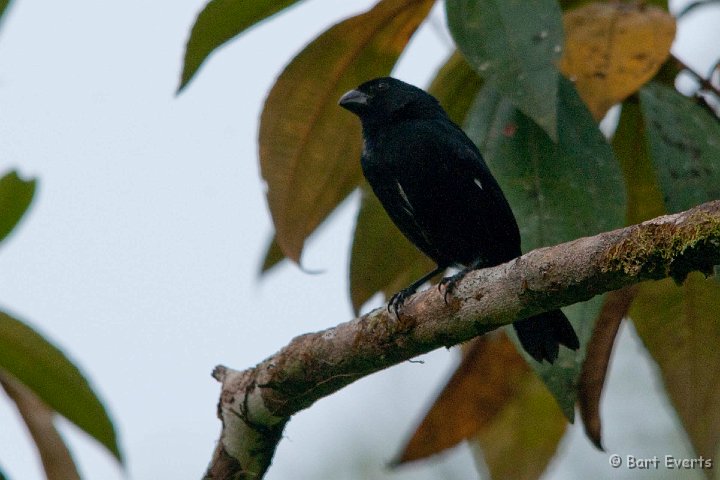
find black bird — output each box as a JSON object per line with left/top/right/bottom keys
{"left": 338, "top": 77, "right": 579, "bottom": 363}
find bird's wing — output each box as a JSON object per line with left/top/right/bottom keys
{"left": 397, "top": 120, "right": 522, "bottom": 264}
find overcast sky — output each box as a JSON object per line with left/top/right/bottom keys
{"left": 0, "top": 0, "right": 717, "bottom": 479}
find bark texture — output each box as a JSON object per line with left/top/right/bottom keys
{"left": 205, "top": 200, "right": 720, "bottom": 480}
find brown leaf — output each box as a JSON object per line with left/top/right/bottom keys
{"left": 259, "top": 0, "right": 435, "bottom": 262}
{"left": 630, "top": 273, "right": 720, "bottom": 464}
{"left": 0, "top": 371, "right": 80, "bottom": 480}
{"left": 472, "top": 355, "right": 567, "bottom": 480}
{"left": 259, "top": 235, "right": 285, "bottom": 275}
{"left": 577, "top": 285, "right": 638, "bottom": 450}
{"left": 350, "top": 184, "right": 434, "bottom": 314}
{"left": 394, "top": 332, "right": 530, "bottom": 464}
{"left": 559, "top": 3, "right": 676, "bottom": 120}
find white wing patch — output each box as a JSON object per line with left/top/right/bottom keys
{"left": 473, "top": 177, "right": 483, "bottom": 190}
{"left": 395, "top": 180, "right": 414, "bottom": 216}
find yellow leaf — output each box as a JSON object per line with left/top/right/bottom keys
{"left": 472, "top": 351, "right": 567, "bottom": 480}
{"left": 559, "top": 3, "right": 676, "bottom": 120}
{"left": 397, "top": 329, "right": 573, "bottom": 476}
{"left": 259, "top": 0, "right": 435, "bottom": 262}
{"left": 395, "top": 333, "right": 530, "bottom": 464}
{"left": 630, "top": 273, "right": 720, "bottom": 464}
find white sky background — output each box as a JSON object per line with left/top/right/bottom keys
{"left": 0, "top": 0, "right": 717, "bottom": 479}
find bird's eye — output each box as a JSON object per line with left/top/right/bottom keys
{"left": 376, "top": 82, "right": 389, "bottom": 91}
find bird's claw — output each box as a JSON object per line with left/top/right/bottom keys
{"left": 439, "top": 270, "right": 468, "bottom": 304}
{"left": 388, "top": 288, "right": 413, "bottom": 317}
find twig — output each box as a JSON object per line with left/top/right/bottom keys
{"left": 205, "top": 200, "right": 720, "bottom": 480}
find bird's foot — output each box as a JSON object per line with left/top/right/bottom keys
{"left": 388, "top": 287, "right": 416, "bottom": 317}
{"left": 438, "top": 269, "right": 470, "bottom": 304}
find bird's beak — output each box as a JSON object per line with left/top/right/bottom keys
{"left": 338, "top": 89, "right": 369, "bottom": 112}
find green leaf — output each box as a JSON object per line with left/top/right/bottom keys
{"left": 640, "top": 82, "right": 720, "bottom": 214}
{"left": 508, "top": 295, "right": 604, "bottom": 422}
{"left": 0, "top": 0, "right": 11, "bottom": 23}
{"left": 0, "top": 171, "right": 36, "bottom": 245}
{"left": 179, "top": 0, "right": 305, "bottom": 91}
{"left": 560, "top": 0, "right": 669, "bottom": 11}
{"left": 349, "top": 184, "right": 434, "bottom": 314}
{"left": 259, "top": 0, "right": 435, "bottom": 262}
{"left": 630, "top": 273, "right": 720, "bottom": 462}
{"left": 465, "top": 78, "right": 625, "bottom": 253}
{"left": 613, "top": 100, "right": 666, "bottom": 225}
{"left": 0, "top": 310, "right": 122, "bottom": 462}
{"left": 464, "top": 78, "right": 625, "bottom": 420}
{"left": 259, "top": 235, "right": 285, "bottom": 275}
{"left": 427, "top": 51, "right": 483, "bottom": 126}
{"left": 446, "top": 0, "right": 563, "bottom": 140}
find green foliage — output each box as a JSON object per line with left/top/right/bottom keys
{"left": 0, "top": 0, "right": 10, "bottom": 24}
{"left": 427, "top": 51, "right": 483, "bottom": 126}
{"left": 630, "top": 273, "right": 720, "bottom": 461}
{"left": 465, "top": 78, "right": 624, "bottom": 252}
{"left": 640, "top": 82, "right": 720, "bottom": 213}
{"left": 463, "top": 79, "right": 625, "bottom": 419}
{"left": 182, "top": 0, "right": 720, "bottom": 473}
{"left": 179, "top": 0, "right": 306, "bottom": 91}
{"left": 612, "top": 100, "right": 666, "bottom": 225}
{"left": 0, "top": 311, "right": 122, "bottom": 461}
{"left": 0, "top": 171, "right": 35, "bottom": 245}
{"left": 350, "top": 184, "right": 433, "bottom": 314}
{"left": 446, "top": 0, "right": 563, "bottom": 140}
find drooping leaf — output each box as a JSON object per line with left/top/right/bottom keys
{"left": 179, "top": 0, "right": 305, "bottom": 91}
{"left": 464, "top": 78, "right": 625, "bottom": 420}
{"left": 560, "top": 0, "right": 670, "bottom": 13}
{"left": 558, "top": 3, "right": 676, "bottom": 120}
{"left": 510, "top": 296, "right": 604, "bottom": 422}
{"left": 677, "top": 0, "right": 720, "bottom": 19}
{"left": 577, "top": 286, "right": 637, "bottom": 450}
{"left": 0, "top": 372, "right": 81, "bottom": 480}
{"left": 0, "top": 311, "right": 122, "bottom": 462}
{"left": 396, "top": 332, "right": 561, "bottom": 468}
{"left": 259, "top": 235, "right": 285, "bottom": 275}
{"left": 630, "top": 273, "right": 720, "bottom": 462}
{"left": 640, "top": 82, "right": 720, "bottom": 214}
{"left": 0, "top": 171, "right": 35, "bottom": 245}
{"left": 427, "top": 51, "right": 483, "bottom": 126}
{"left": 446, "top": 0, "right": 563, "bottom": 140}
{"left": 471, "top": 340, "right": 567, "bottom": 480}
{"left": 259, "top": 0, "right": 435, "bottom": 263}
{"left": 0, "top": 0, "right": 11, "bottom": 24}
{"left": 613, "top": 99, "right": 666, "bottom": 225}
{"left": 350, "top": 184, "right": 433, "bottom": 314}
{"left": 574, "top": 99, "right": 667, "bottom": 449}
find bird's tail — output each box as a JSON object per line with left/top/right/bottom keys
{"left": 513, "top": 309, "right": 580, "bottom": 363}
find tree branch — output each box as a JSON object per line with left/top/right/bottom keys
{"left": 204, "top": 200, "right": 720, "bottom": 480}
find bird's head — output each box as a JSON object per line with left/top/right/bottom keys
{"left": 338, "top": 77, "right": 443, "bottom": 124}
